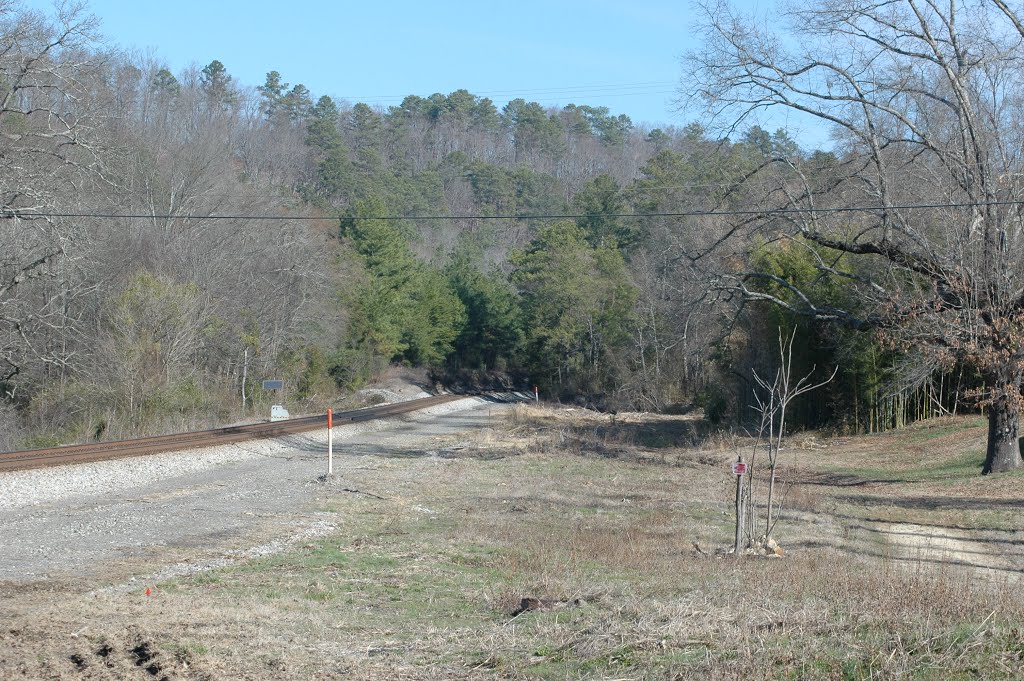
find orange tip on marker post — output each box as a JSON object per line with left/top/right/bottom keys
{"left": 145, "top": 587, "right": 151, "bottom": 596}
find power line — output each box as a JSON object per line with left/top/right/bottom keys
{"left": 6, "top": 199, "right": 1024, "bottom": 222}
{"left": 341, "top": 81, "right": 677, "bottom": 103}
{"left": 353, "top": 91, "right": 678, "bottom": 112}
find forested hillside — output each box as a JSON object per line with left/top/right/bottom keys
{"left": 0, "top": 2, "right": 981, "bottom": 451}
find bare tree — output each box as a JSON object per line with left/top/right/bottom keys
{"left": 107, "top": 83, "right": 339, "bottom": 410}
{"left": 0, "top": 1, "right": 103, "bottom": 396}
{"left": 684, "top": 0, "right": 1024, "bottom": 473}
{"left": 746, "top": 329, "right": 836, "bottom": 550}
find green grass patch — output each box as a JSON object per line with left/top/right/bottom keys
{"left": 162, "top": 641, "right": 209, "bottom": 658}
{"left": 171, "top": 531, "right": 510, "bottom": 634}
{"left": 825, "top": 449, "right": 985, "bottom": 483}
{"left": 901, "top": 417, "right": 987, "bottom": 443}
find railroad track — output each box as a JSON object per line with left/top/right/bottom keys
{"left": 0, "top": 394, "right": 466, "bottom": 473}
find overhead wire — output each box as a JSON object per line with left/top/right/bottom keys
{"left": 5, "top": 199, "right": 1024, "bottom": 222}
{"left": 341, "top": 81, "right": 677, "bottom": 104}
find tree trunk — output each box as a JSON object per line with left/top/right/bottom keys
{"left": 983, "top": 386, "right": 1022, "bottom": 474}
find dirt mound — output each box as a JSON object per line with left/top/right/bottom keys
{"left": 356, "top": 366, "right": 433, "bottom": 404}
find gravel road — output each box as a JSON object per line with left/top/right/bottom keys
{"left": 0, "top": 397, "right": 506, "bottom": 583}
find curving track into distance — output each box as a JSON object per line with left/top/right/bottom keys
{"left": 0, "top": 394, "right": 465, "bottom": 473}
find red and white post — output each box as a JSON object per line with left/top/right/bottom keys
{"left": 327, "top": 408, "right": 334, "bottom": 476}
{"left": 534, "top": 385, "right": 539, "bottom": 402}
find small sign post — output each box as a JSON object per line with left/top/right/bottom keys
{"left": 733, "top": 455, "right": 747, "bottom": 555}
{"left": 327, "top": 408, "right": 333, "bottom": 476}
{"left": 534, "top": 385, "right": 539, "bottom": 402}
{"left": 265, "top": 381, "right": 287, "bottom": 422}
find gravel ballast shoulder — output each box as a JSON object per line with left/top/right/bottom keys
{"left": 0, "top": 397, "right": 500, "bottom": 582}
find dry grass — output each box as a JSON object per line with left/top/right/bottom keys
{"left": 3, "top": 405, "right": 1024, "bottom": 679}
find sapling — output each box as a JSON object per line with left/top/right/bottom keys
{"left": 744, "top": 328, "right": 836, "bottom": 553}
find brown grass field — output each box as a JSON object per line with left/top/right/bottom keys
{"left": 4, "top": 405, "right": 1024, "bottom": 679}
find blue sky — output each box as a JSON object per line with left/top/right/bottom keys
{"left": 27, "top": 0, "right": 823, "bottom": 143}
{"left": 68, "top": 0, "right": 691, "bottom": 126}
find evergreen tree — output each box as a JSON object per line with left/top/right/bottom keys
{"left": 257, "top": 70, "right": 287, "bottom": 118}
{"left": 151, "top": 68, "right": 180, "bottom": 96}
{"left": 199, "top": 59, "right": 236, "bottom": 106}
{"left": 573, "top": 174, "right": 637, "bottom": 250}
{"left": 513, "top": 222, "right": 637, "bottom": 398}
{"left": 307, "top": 96, "right": 342, "bottom": 151}
{"left": 338, "top": 199, "right": 465, "bottom": 371}
{"left": 445, "top": 251, "right": 524, "bottom": 370}
{"left": 281, "top": 84, "right": 312, "bottom": 121}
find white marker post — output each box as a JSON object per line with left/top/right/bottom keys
{"left": 327, "top": 408, "right": 334, "bottom": 476}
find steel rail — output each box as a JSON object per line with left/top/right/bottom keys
{"left": 0, "top": 394, "right": 465, "bottom": 473}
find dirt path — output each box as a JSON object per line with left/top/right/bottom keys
{"left": 874, "top": 521, "right": 1020, "bottom": 578}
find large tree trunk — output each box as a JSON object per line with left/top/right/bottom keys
{"left": 983, "top": 385, "right": 1022, "bottom": 474}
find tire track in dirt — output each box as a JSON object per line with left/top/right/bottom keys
{"left": 875, "top": 522, "right": 1020, "bottom": 579}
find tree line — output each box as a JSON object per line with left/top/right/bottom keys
{"left": 0, "top": 0, "right": 1011, "bottom": 472}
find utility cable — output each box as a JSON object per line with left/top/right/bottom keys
{"left": 5, "top": 199, "right": 1024, "bottom": 222}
